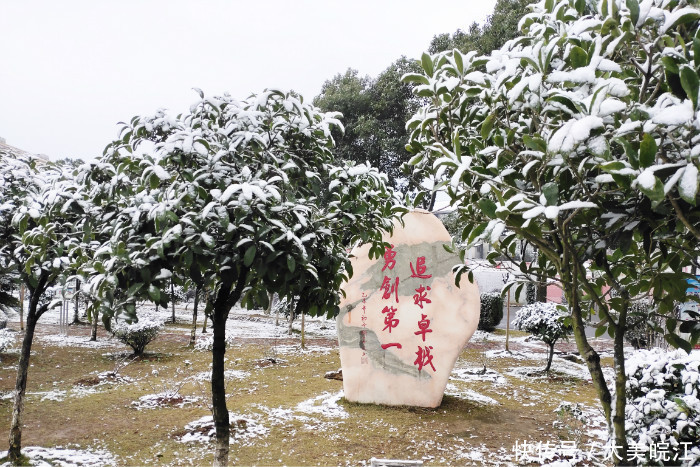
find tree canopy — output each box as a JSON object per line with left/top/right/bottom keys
{"left": 79, "top": 88, "right": 403, "bottom": 465}
{"left": 404, "top": 0, "right": 700, "bottom": 462}
{"left": 314, "top": 58, "right": 423, "bottom": 194}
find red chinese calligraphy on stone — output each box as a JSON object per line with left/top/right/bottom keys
{"left": 382, "top": 306, "right": 399, "bottom": 333}
{"left": 381, "top": 343, "right": 403, "bottom": 350}
{"left": 380, "top": 276, "right": 400, "bottom": 303}
{"left": 409, "top": 256, "right": 432, "bottom": 279}
{"left": 382, "top": 244, "right": 397, "bottom": 271}
{"left": 414, "top": 345, "right": 436, "bottom": 372}
{"left": 413, "top": 285, "right": 431, "bottom": 308}
{"left": 414, "top": 314, "right": 433, "bottom": 342}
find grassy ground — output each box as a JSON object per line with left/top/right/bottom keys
{"left": 0, "top": 318, "right": 612, "bottom": 466}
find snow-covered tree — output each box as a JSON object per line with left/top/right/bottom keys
{"left": 624, "top": 348, "right": 700, "bottom": 465}
{"left": 0, "top": 154, "right": 88, "bottom": 462}
{"left": 81, "top": 89, "right": 402, "bottom": 466}
{"left": 514, "top": 302, "right": 573, "bottom": 371}
{"left": 403, "top": 0, "right": 700, "bottom": 461}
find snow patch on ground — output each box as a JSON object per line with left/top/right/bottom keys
{"left": 192, "top": 369, "right": 250, "bottom": 382}
{"left": 445, "top": 383, "right": 500, "bottom": 405}
{"left": 178, "top": 413, "right": 269, "bottom": 445}
{"left": 450, "top": 366, "right": 507, "bottom": 384}
{"left": 0, "top": 445, "right": 116, "bottom": 467}
{"left": 131, "top": 392, "right": 200, "bottom": 410}
{"left": 295, "top": 390, "right": 348, "bottom": 419}
{"left": 38, "top": 334, "right": 122, "bottom": 349}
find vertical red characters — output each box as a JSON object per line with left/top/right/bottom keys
{"left": 379, "top": 244, "right": 402, "bottom": 349}
{"left": 411, "top": 256, "right": 436, "bottom": 373}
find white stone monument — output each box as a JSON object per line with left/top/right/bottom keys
{"left": 337, "top": 210, "right": 480, "bottom": 408}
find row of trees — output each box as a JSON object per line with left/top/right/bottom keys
{"left": 0, "top": 89, "right": 405, "bottom": 465}
{"left": 403, "top": 0, "right": 700, "bottom": 463}
{"left": 313, "top": 0, "right": 536, "bottom": 210}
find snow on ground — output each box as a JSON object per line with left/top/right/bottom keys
{"left": 178, "top": 413, "right": 269, "bottom": 445}
{"left": 295, "top": 390, "right": 348, "bottom": 419}
{"left": 38, "top": 334, "right": 123, "bottom": 349}
{"left": 445, "top": 383, "right": 500, "bottom": 405}
{"left": 132, "top": 392, "right": 200, "bottom": 410}
{"left": 0, "top": 445, "right": 116, "bottom": 467}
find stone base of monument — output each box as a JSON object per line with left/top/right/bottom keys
{"left": 337, "top": 210, "right": 480, "bottom": 408}
{"left": 370, "top": 458, "right": 424, "bottom": 467}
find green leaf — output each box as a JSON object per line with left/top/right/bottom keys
{"left": 402, "top": 73, "right": 430, "bottom": 85}
{"left": 127, "top": 283, "right": 143, "bottom": 296}
{"left": 478, "top": 198, "right": 498, "bottom": 218}
{"left": 626, "top": 0, "right": 639, "bottom": 25}
{"left": 570, "top": 46, "right": 588, "bottom": 69}
{"left": 595, "top": 325, "right": 607, "bottom": 338}
{"left": 148, "top": 284, "right": 161, "bottom": 303}
{"left": 481, "top": 114, "right": 496, "bottom": 141}
{"left": 663, "top": 11, "right": 700, "bottom": 33}
{"left": 694, "top": 37, "right": 700, "bottom": 71}
{"left": 680, "top": 65, "right": 699, "bottom": 109}
{"left": 639, "top": 175, "right": 665, "bottom": 202}
{"left": 421, "top": 53, "right": 434, "bottom": 77}
{"left": 639, "top": 133, "right": 657, "bottom": 168}
{"left": 575, "top": 0, "right": 586, "bottom": 15}
{"left": 665, "top": 333, "right": 692, "bottom": 353}
{"left": 244, "top": 245, "right": 257, "bottom": 267}
{"left": 542, "top": 182, "right": 558, "bottom": 206}
{"left": 614, "top": 137, "right": 639, "bottom": 169}
{"left": 523, "top": 135, "right": 547, "bottom": 153}
{"left": 661, "top": 56, "right": 679, "bottom": 75}
{"left": 287, "top": 256, "right": 296, "bottom": 273}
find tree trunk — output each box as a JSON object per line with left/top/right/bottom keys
{"left": 202, "top": 290, "right": 209, "bottom": 334}
{"left": 72, "top": 279, "right": 81, "bottom": 324}
{"left": 189, "top": 286, "right": 200, "bottom": 348}
{"left": 275, "top": 299, "right": 280, "bottom": 327}
{"left": 211, "top": 274, "right": 248, "bottom": 467}
{"left": 612, "top": 303, "right": 629, "bottom": 464}
{"left": 287, "top": 304, "right": 295, "bottom": 336}
{"left": 7, "top": 311, "right": 37, "bottom": 462}
{"left": 536, "top": 278, "right": 547, "bottom": 303}
{"left": 544, "top": 342, "right": 554, "bottom": 372}
{"left": 300, "top": 310, "right": 306, "bottom": 350}
{"left": 90, "top": 307, "right": 98, "bottom": 341}
{"left": 567, "top": 290, "right": 612, "bottom": 429}
{"left": 170, "top": 281, "right": 176, "bottom": 324}
{"left": 8, "top": 275, "right": 47, "bottom": 463}
{"left": 264, "top": 292, "right": 274, "bottom": 315}
{"left": 19, "top": 287, "right": 25, "bottom": 331}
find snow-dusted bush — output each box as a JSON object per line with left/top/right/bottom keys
{"left": 194, "top": 333, "right": 235, "bottom": 352}
{"left": 111, "top": 315, "right": 164, "bottom": 355}
{"left": 478, "top": 292, "right": 503, "bottom": 332}
{"left": 0, "top": 310, "right": 7, "bottom": 330}
{"left": 514, "top": 302, "right": 572, "bottom": 371}
{"left": 624, "top": 348, "right": 700, "bottom": 465}
{"left": 0, "top": 328, "right": 16, "bottom": 352}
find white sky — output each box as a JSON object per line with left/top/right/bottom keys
{"left": 1, "top": 1, "right": 497, "bottom": 160}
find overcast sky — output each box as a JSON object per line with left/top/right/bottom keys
{"left": 1, "top": 1, "right": 497, "bottom": 160}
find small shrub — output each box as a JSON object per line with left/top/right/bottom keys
{"left": 478, "top": 292, "right": 503, "bottom": 332}
{"left": 0, "top": 328, "right": 16, "bottom": 352}
{"left": 111, "top": 315, "right": 163, "bottom": 355}
{"left": 623, "top": 348, "right": 700, "bottom": 466}
{"left": 513, "top": 302, "right": 572, "bottom": 372}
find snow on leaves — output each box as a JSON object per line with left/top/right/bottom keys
{"left": 404, "top": 0, "right": 700, "bottom": 245}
